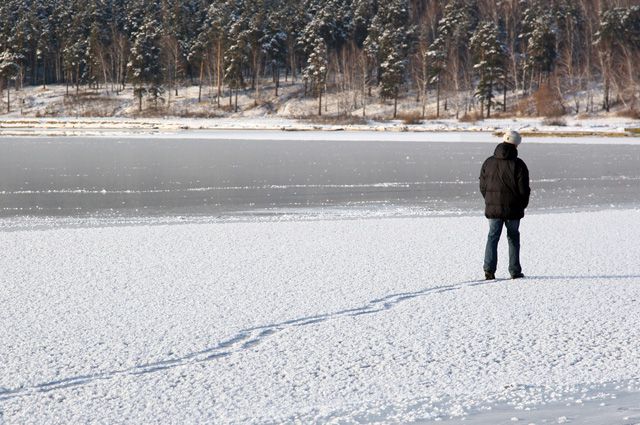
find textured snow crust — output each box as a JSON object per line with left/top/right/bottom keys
{"left": 1, "top": 210, "right": 640, "bottom": 423}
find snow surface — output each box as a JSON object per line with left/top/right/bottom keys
{"left": 2, "top": 209, "right": 640, "bottom": 423}
{"left": 2, "top": 125, "right": 640, "bottom": 146}
{"left": 1, "top": 113, "right": 639, "bottom": 140}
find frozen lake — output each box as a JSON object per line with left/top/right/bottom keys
{"left": 2, "top": 133, "right": 640, "bottom": 423}
{"left": 1, "top": 135, "right": 639, "bottom": 218}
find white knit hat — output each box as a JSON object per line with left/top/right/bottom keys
{"left": 503, "top": 130, "right": 522, "bottom": 146}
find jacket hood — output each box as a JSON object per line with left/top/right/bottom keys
{"left": 494, "top": 142, "right": 518, "bottom": 160}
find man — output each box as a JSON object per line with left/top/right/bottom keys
{"left": 479, "top": 130, "right": 531, "bottom": 280}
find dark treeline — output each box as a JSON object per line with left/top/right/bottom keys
{"left": 0, "top": 0, "right": 639, "bottom": 117}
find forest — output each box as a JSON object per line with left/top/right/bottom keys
{"left": 0, "top": 0, "right": 639, "bottom": 118}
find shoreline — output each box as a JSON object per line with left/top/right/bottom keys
{"left": 0, "top": 116, "right": 639, "bottom": 139}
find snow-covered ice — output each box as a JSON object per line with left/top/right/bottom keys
{"left": 2, "top": 209, "right": 640, "bottom": 423}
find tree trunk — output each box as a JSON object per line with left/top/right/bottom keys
{"left": 198, "top": 61, "right": 204, "bottom": 103}
{"left": 318, "top": 86, "right": 322, "bottom": 116}
{"left": 421, "top": 83, "right": 427, "bottom": 119}
{"left": 43, "top": 57, "right": 47, "bottom": 89}
{"left": 603, "top": 76, "right": 610, "bottom": 112}
{"left": 602, "top": 50, "right": 611, "bottom": 112}
{"left": 503, "top": 81, "right": 507, "bottom": 112}
{"left": 393, "top": 89, "right": 398, "bottom": 118}
{"left": 436, "top": 79, "right": 440, "bottom": 118}
{"left": 6, "top": 79, "right": 10, "bottom": 113}
{"left": 217, "top": 41, "right": 222, "bottom": 107}
{"left": 325, "top": 83, "right": 328, "bottom": 113}
{"left": 254, "top": 53, "right": 261, "bottom": 106}
{"left": 234, "top": 85, "right": 239, "bottom": 113}
{"left": 251, "top": 51, "right": 257, "bottom": 90}
{"left": 362, "top": 70, "right": 367, "bottom": 119}
{"left": 289, "top": 50, "right": 296, "bottom": 82}
{"left": 174, "top": 46, "right": 179, "bottom": 96}
{"left": 487, "top": 79, "right": 493, "bottom": 118}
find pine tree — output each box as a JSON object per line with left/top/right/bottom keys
{"left": 278, "top": 0, "right": 306, "bottom": 82}
{"left": 427, "top": 33, "right": 447, "bottom": 118}
{"left": 196, "top": 0, "right": 235, "bottom": 105}
{"left": 223, "top": 0, "right": 247, "bottom": 112}
{"left": 470, "top": 21, "right": 507, "bottom": 118}
{"left": 299, "top": 3, "right": 332, "bottom": 115}
{"left": 553, "top": 0, "right": 584, "bottom": 113}
{"left": 0, "top": 50, "right": 21, "bottom": 112}
{"left": 127, "top": 14, "right": 164, "bottom": 111}
{"left": 262, "top": 0, "right": 289, "bottom": 96}
{"left": 302, "top": 34, "right": 328, "bottom": 115}
{"left": 364, "top": 0, "right": 414, "bottom": 118}
{"left": 239, "top": 0, "right": 267, "bottom": 94}
{"left": 526, "top": 17, "right": 556, "bottom": 87}
{"left": 33, "top": 0, "right": 55, "bottom": 88}
{"left": 86, "top": 0, "right": 114, "bottom": 90}
{"left": 4, "top": 1, "right": 33, "bottom": 90}
{"left": 519, "top": 2, "right": 556, "bottom": 92}
{"left": 0, "top": 0, "right": 632, "bottom": 119}
{"left": 353, "top": 0, "right": 377, "bottom": 48}
{"left": 594, "top": 6, "right": 639, "bottom": 111}
{"left": 427, "top": 0, "right": 476, "bottom": 118}
{"left": 170, "top": 0, "right": 208, "bottom": 93}
{"left": 298, "top": 8, "right": 323, "bottom": 98}
{"left": 60, "top": 0, "right": 92, "bottom": 96}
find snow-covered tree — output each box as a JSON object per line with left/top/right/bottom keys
{"left": 262, "top": 1, "right": 289, "bottom": 95}
{"left": 302, "top": 35, "right": 328, "bottom": 115}
{"left": 0, "top": 0, "right": 632, "bottom": 119}
{"left": 0, "top": 50, "right": 21, "bottom": 112}
{"left": 364, "top": 0, "right": 414, "bottom": 117}
{"left": 127, "top": 15, "right": 164, "bottom": 111}
{"left": 239, "top": 0, "right": 267, "bottom": 93}
{"left": 526, "top": 16, "right": 556, "bottom": 86}
{"left": 427, "top": 0, "right": 477, "bottom": 117}
{"left": 276, "top": 0, "right": 306, "bottom": 82}
{"left": 426, "top": 33, "right": 447, "bottom": 117}
{"left": 594, "top": 6, "right": 640, "bottom": 111}
{"left": 353, "top": 0, "right": 377, "bottom": 48}
{"left": 86, "top": 0, "right": 114, "bottom": 90}
{"left": 222, "top": 0, "right": 247, "bottom": 112}
{"left": 519, "top": 2, "right": 556, "bottom": 92}
{"left": 194, "top": 0, "right": 236, "bottom": 104}
{"left": 470, "top": 21, "right": 507, "bottom": 118}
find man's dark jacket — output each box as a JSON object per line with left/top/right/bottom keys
{"left": 479, "top": 142, "right": 531, "bottom": 219}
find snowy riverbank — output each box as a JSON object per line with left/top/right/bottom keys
{"left": 0, "top": 115, "right": 639, "bottom": 140}
{"left": 2, "top": 209, "right": 640, "bottom": 423}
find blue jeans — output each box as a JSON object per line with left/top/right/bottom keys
{"left": 484, "top": 219, "right": 522, "bottom": 276}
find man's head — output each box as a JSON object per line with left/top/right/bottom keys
{"left": 503, "top": 130, "right": 522, "bottom": 147}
